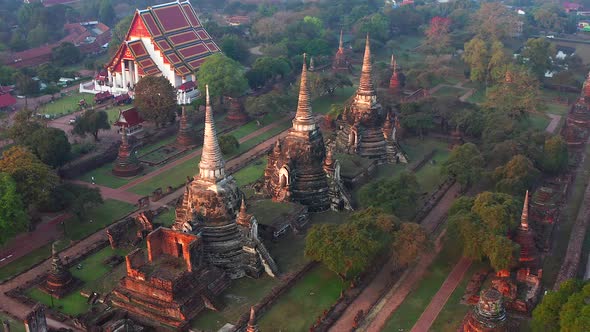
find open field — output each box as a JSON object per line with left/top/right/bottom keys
{"left": 233, "top": 157, "right": 267, "bottom": 186}
{"left": 38, "top": 92, "right": 93, "bottom": 116}
{"left": 415, "top": 148, "right": 451, "bottom": 194}
{"left": 0, "top": 244, "right": 53, "bottom": 282}
{"left": 63, "top": 199, "right": 136, "bottom": 241}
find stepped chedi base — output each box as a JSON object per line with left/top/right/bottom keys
{"left": 334, "top": 35, "right": 407, "bottom": 164}
{"left": 176, "top": 106, "right": 196, "bottom": 147}
{"left": 462, "top": 288, "right": 509, "bottom": 332}
{"left": 226, "top": 96, "right": 249, "bottom": 122}
{"left": 172, "top": 85, "right": 277, "bottom": 279}
{"left": 112, "top": 130, "right": 142, "bottom": 177}
{"left": 265, "top": 55, "right": 352, "bottom": 212}
{"left": 40, "top": 243, "right": 80, "bottom": 298}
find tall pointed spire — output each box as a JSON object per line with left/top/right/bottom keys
{"left": 520, "top": 190, "right": 529, "bottom": 230}
{"left": 358, "top": 34, "right": 375, "bottom": 94}
{"left": 292, "top": 54, "right": 316, "bottom": 132}
{"left": 390, "top": 53, "right": 395, "bottom": 69}
{"left": 199, "top": 85, "right": 226, "bottom": 181}
{"left": 338, "top": 29, "right": 344, "bottom": 52}
{"left": 246, "top": 306, "right": 259, "bottom": 332}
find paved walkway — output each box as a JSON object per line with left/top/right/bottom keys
{"left": 410, "top": 257, "right": 472, "bottom": 332}
{"left": 329, "top": 183, "right": 461, "bottom": 332}
{"left": 546, "top": 114, "right": 562, "bottom": 134}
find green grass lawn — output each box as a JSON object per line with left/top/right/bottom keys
{"left": 543, "top": 102, "right": 569, "bottom": 116}
{"left": 401, "top": 138, "right": 448, "bottom": 163}
{"left": 524, "top": 113, "right": 551, "bottom": 132}
{"left": 258, "top": 265, "right": 344, "bottom": 332}
{"left": 414, "top": 149, "right": 451, "bottom": 194}
{"left": 432, "top": 86, "right": 466, "bottom": 99}
{"left": 249, "top": 199, "right": 301, "bottom": 226}
{"left": 311, "top": 86, "right": 356, "bottom": 114}
{"left": 429, "top": 262, "right": 488, "bottom": 332}
{"left": 233, "top": 157, "right": 267, "bottom": 186}
{"left": 26, "top": 246, "right": 129, "bottom": 317}
{"left": 154, "top": 208, "right": 176, "bottom": 227}
{"left": 38, "top": 92, "right": 94, "bottom": 116}
{"left": 63, "top": 199, "right": 136, "bottom": 241}
{"left": 0, "top": 312, "right": 26, "bottom": 332}
{"left": 0, "top": 244, "right": 53, "bottom": 282}
{"left": 191, "top": 275, "right": 280, "bottom": 331}
{"left": 76, "top": 161, "right": 152, "bottom": 189}
{"left": 465, "top": 86, "right": 486, "bottom": 104}
{"left": 383, "top": 240, "right": 463, "bottom": 331}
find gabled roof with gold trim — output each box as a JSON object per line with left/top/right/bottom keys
{"left": 106, "top": 0, "right": 219, "bottom": 76}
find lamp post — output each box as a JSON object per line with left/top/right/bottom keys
{"left": 49, "top": 290, "right": 54, "bottom": 308}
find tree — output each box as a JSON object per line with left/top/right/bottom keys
{"left": 52, "top": 42, "right": 81, "bottom": 66}
{"left": 196, "top": 54, "right": 249, "bottom": 100}
{"left": 442, "top": 143, "right": 484, "bottom": 187}
{"left": 470, "top": 2, "right": 518, "bottom": 41}
{"left": 484, "top": 66, "right": 542, "bottom": 119}
{"left": 307, "top": 72, "right": 353, "bottom": 97}
{"left": 0, "top": 146, "right": 59, "bottom": 211}
{"left": 532, "top": 279, "right": 585, "bottom": 331}
{"left": 27, "top": 127, "right": 71, "bottom": 168}
{"left": 463, "top": 37, "right": 488, "bottom": 82}
{"left": 484, "top": 235, "right": 518, "bottom": 271}
{"left": 354, "top": 13, "right": 390, "bottom": 42}
{"left": 493, "top": 155, "right": 541, "bottom": 195}
{"left": 37, "top": 63, "right": 62, "bottom": 83}
{"left": 7, "top": 109, "right": 43, "bottom": 145}
{"left": 399, "top": 101, "right": 434, "bottom": 138}
{"left": 487, "top": 40, "right": 510, "bottom": 83}
{"left": 219, "top": 135, "right": 239, "bottom": 155}
{"left": 247, "top": 56, "right": 292, "bottom": 88}
{"left": 521, "top": 38, "right": 554, "bottom": 79}
{"left": 358, "top": 172, "right": 420, "bottom": 220}
{"left": 98, "top": 0, "right": 116, "bottom": 26}
{"left": 244, "top": 90, "right": 295, "bottom": 117}
{"left": 425, "top": 16, "right": 452, "bottom": 55}
{"left": 305, "top": 208, "right": 395, "bottom": 280}
{"left": 134, "top": 76, "right": 177, "bottom": 127}
{"left": 109, "top": 16, "right": 133, "bottom": 56}
{"left": 67, "top": 185, "right": 103, "bottom": 220}
{"left": 0, "top": 173, "right": 28, "bottom": 244}
{"left": 542, "top": 136, "right": 568, "bottom": 174}
{"left": 14, "top": 71, "right": 39, "bottom": 96}
{"left": 392, "top": 222, "right": 430, "bottom": 267}
{"left": 72, "top": 109, "right": 110, "bottom": 141}
{"left": 0, "top": 65, "right": 15, "bottom": 85}
{"left": 220, "top": 34, "right": 249, "bottom": 63}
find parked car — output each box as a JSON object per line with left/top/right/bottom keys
{"left": 69, "top": 118, "right": 77, "bottom": 125}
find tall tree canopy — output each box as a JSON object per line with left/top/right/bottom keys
{"left": 520, "top": 38, "right": 555, "bottom": 79}
{"left": 196, "top": 53, "right": 249, "bottom": 99}
{"left": 484, "top": 65, "right": 542, "bottom": 119}
{"left": 27, "top": 127, "right": 71, "bottom": 168}
{"left": 0, "top": 173, "right": 28, "bottom": 244}
{"left": 134, "top": 76, "right": 177, "bottom": 127}
{"left": 542, "top": 136, "right": 568, "bottom": 174}
{"left": 493, "top": 154, "right": 541, "bottom": 196}
{"left": 425, "top": 16, "right": 451, "bottom": 55}
{"left": 52, "top": 42, "right": 81, "bottom": 66}
{"left": 72, "top": 109, "right": 111, "bottom": 141}
{"left": 0, "top": 146, "right": 59, "bottom": 211}
{"left": 358, "top": 172, "right": 420, "bottom": 220}
{"left": 392, "top": 222, "right": 430, "bottom": 267}
{"left": 442, "top": 143, "right": 484, "bottom": 187}
{"left": 532, "top": 279, "right": 590, "bottom": 332}
{"left": 470, "top": 2, "right": 517, "bottom": 41}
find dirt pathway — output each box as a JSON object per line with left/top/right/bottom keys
{"left": 409, "top": 257, "right": 472, "bottom": 332}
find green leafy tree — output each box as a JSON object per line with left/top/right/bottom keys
{"left": 36, "top": 63, "right": 62, "bottom": 83}
{"left": 68, "top": 185, "right": 103, "bottom": 220}
{"left": 493, "top": 155, "right": 541, "bottom": 196}
{"left": 442, "top": 143, "right": 484, "bottom": 187}
{"left": 542, "top": 136, "right": 568, "bottom": 174}
{"left": 307, "top": 72, "right": 353, "bottom": 97}
{"left": 484, "top": 66, "right": 542, "bottom": 119}
{"left": 392, "top": 222, "right": 430, "bottom": 267}
{"left": 244, "top": 90, "right": 295, "bottom": 117}
{"left": 7, "top": 109, "right": 43, "bottom": 145}
{"left": 487, "top": 40, "right": 510, "bottom": 83}
{"left": 98, "top": 0, "right": 116, "bottom": 26}
{"left": 196, "top": 54, "right": 248, "bottom": 100}
{"left": 220, "top": 34, "right": 249, "bottom": 63}
{"left": 27, "top": 127, "right": 71, "bottom": 168}
{"left": 52, "top": 42, "right": 81, "bottom": 66}
{"left": 14, "top": 71, "right": 39, "bottom": 96}
{"left": 108, "top": 16, "right": 133, "bottom": 56}
{"left": 219, "top": 135, "right": 239, "bottom": 155}
{"left": 72, "top": 109, "right": 111, "bottom": 141}
{"left": 532, "top": 279, "right": 584, "bottom": 331}
{"left": 28, "top": 23, "right": 49, "bottom": 47}
{"left": 305, "top": 208, "right": 395, "bottom": 280}
{"left": 399, "top": 101, "right": 434, "bottom": 138}
{"left": 470, "top": 2, "right": 518, "bottom": 41}
{"left": 134, "top": 76, "right": 177, "bottom": 127}
{"left": 463, "top": 37, "right": 488, "bottom": 82}
{"left": 0, "top": 65, "right": 16, "bottom": 85}
{"left": 358, "top": 172, "right": 420, "bottom": 220}
{"left": 0, "top": 146, "right": 59, "bottom": 211}
{"left": 354, "top": 13, "right": 390, "bottom": 42}
{"left": 0, "top": 173, "right": 28, "bottom": 244}
{"left": 521, "top": 38, "right": 555, "bottom": 79}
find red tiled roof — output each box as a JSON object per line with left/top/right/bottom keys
{"left": 115, "top": 108, "right": 144, "bottom": 127}
{"left": 179, "top": 81, "right": 196, "bottom": 91}
{"left": 107, "top": 0, "right": 219, "bottom": 76}
{"left": 0, "top": 93, "right": 16, "bottom": 109}
{"left": 114, "top": 93, "right": 130, "bottom": 102}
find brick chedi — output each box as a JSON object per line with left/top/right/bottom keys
{"left": 172, "top": 86, "right": 277, "bottom": 279}
{"left": 246, "top": 306, "right": 259, "bottom": 332}
{"left": 564, "top": 71, "right": 590, "bottom": 147}
{"left": 513, "top": 190, "right": 539, "bottom": 276}
{"left": 225, "top": 96, "right": 249, "bottom": 123}
{"left": 112, "top": 130, "right": 142, "bottom": 177}
{"left": 334, "top": 36, "right": 407, "bottom": 164}
{"left": 176, "top": 106, "right": 196, "bottom": 146}
{"left": 389, "top": 55, "right": 401, "bottom": 94}
{"left": 265, "top": 56, "right": 352, "bottom": 212}
{"left": 462, "top": 288, "right": 508, "bottom": 332}
{"left": 40, "top": 243, "right": 79, "bottom": 298}
{"left": 332, "top": 30, "right": 351, "bottom": 73}
{"left": 110, "top": 228, "right": 230, "bottom": 329}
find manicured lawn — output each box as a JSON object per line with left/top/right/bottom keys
{"left": 26, "top": 246, "right": 129, "bottom": 317}
{"left": 543, "top": 102, "right": 569, "bottom": 116}
{"left": 0, "top": 244, "right": 53, "bottom": 282}
{"left": 415, "top": 149, "right": 451, "bottom": 194}
{"left": 230, "top": 112, "right": 282, "bottom": 139}
{"left": 63, "top": 199, "right": 136, "bottom": 241}
{"left": 249, "top": 199, "right": 301, "bottom": 226}
{"left": 190, "top": 275, "right": 280, "bottom": 331}
{"left": 258, "top": 265, "right": 344, "bottom": 332}
{"left": 233, "top": 157, "right": 267, "bottom": 186}
{"left": 0, "top": 312, "right": 25, "bottom": 332}
{"left": 76, "top": 161, "right": 152, "bottom": 189}
{"left": 383, "top": 241, "right": 463, "bottom": 331}
{"left": 432, "top": 86, "right": 466, "bottom": 99}
{"left": 312, "top": 86, "right": 356, "bottom": 114}
{"left": 154, "top": 208, "right": 176, "bottom": 227}
{"left": 401, "top": 138, "right": 448, "bottom": 163}
{"left": 38, "top": 92, "right": 94, "bottom": 116}
{"left": 524, "top": 113, "right": 550, "bottom": 132}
